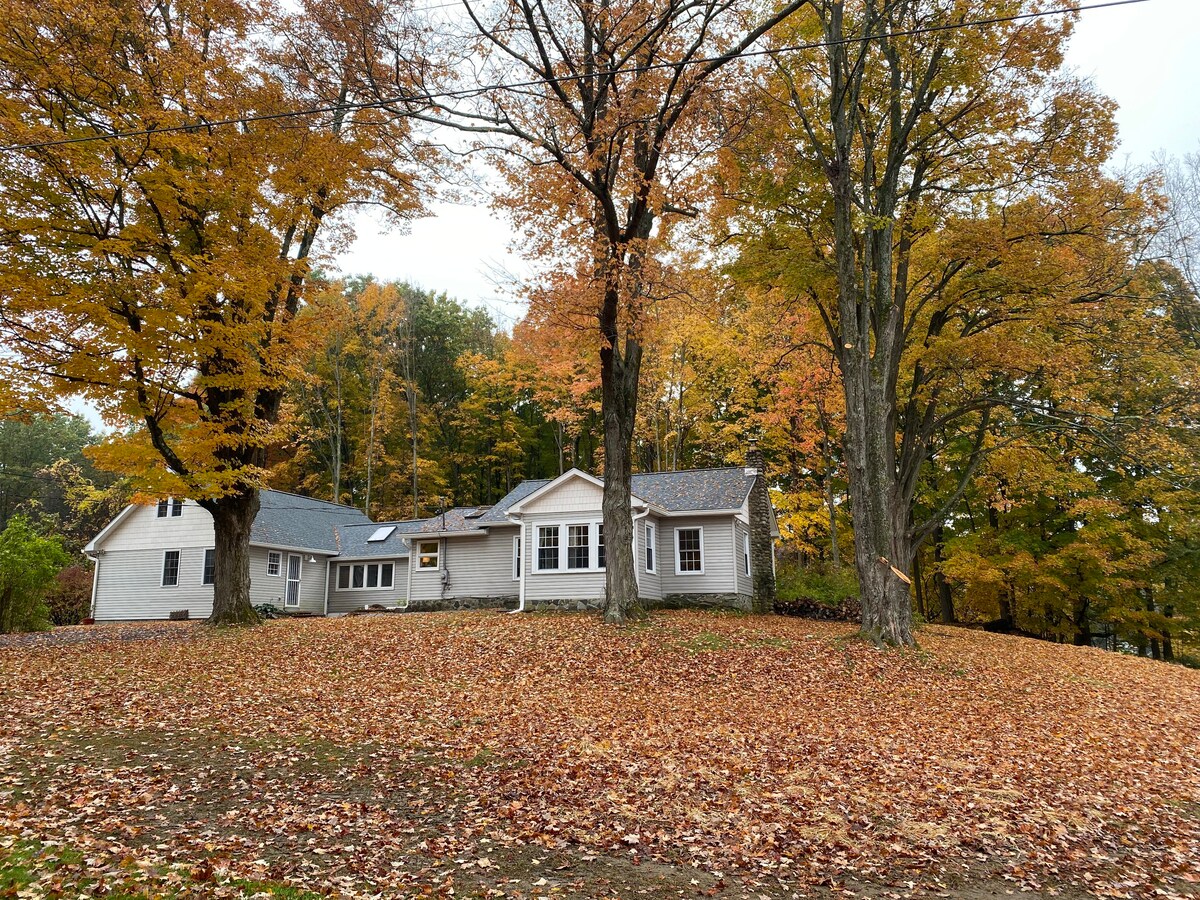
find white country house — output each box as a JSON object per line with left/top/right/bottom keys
{"left": 85, "top": 450, "right": 779, "bottom": 620}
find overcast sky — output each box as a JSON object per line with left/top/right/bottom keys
{"left": 334, "top": 0, "right": 1200, "bottom": 323}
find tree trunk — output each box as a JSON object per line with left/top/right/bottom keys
{"left": 825, "top": 468, "right": 840, "bottom": 569}
{"left": 933, "top": 527, "right": 955, "bottom": 624}
{"left": 600, "top": 329, "right": 644, "bottom": 624}
{"left": 203, "top": 491, "right": 261, "bottom": 626}
{"left": 841, "top": 363, "right": 914, "bottom": 645}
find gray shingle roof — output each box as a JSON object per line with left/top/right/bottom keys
{"left": 630, "top": 468, "right": 755, "bottom": 511}
{"left": 251, "top": 490, "right": 371, "bottom": 553}
{"left": 333, "top": 519, "right": 428, "bottom": 558}
{"left": 248, "top": 468, "right": 755, "bottom": 556}
{"left": 475, "top": 480, "right": 552, "bottom": 524}
{"left": 476, "top": 468, "right": 754, "bottom": 522}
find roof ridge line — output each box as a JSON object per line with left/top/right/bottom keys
{"left": 261, "top": 487, "right": 368, "bottom": 511}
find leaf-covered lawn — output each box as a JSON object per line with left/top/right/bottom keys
{"left": 2, "top": 612, "right": 1198, "bottom": 899}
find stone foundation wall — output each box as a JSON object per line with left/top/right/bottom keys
{"left": 400, "top": 592, "right": 753, "bottom": 614}
{"left": 405, "top": 595, "right": 519, "bottom": 612}
{"left": 648, "top": 593, "right": 753, "bottom": 612}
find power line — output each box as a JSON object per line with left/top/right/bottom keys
{"left": 0, "top": 0, "right": 1149, "bottom": 154}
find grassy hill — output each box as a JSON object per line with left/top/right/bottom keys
{"left": 1, "top": 611, "right": 1198, "bottom": 899}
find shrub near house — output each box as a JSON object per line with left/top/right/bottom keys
{"left": 0, "top": 515, "right": 68, "bottom": 633}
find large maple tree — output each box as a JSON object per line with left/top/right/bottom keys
{"left": 433, "top": 0, "right": 809, "bottom": 622}
{"left": 721, "top": 0, "right": 1158, "bottom": 645}
{"left": 0, "top": 0, "right": 425, "bottom": 623}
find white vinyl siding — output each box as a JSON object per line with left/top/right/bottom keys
{"left": 734, "top": 519, "right": 753, "bottom": 598}
{"left": 519, "top": 477, "right": 605, "bottom": 514}
{"left": 659, "top": 515, "right": 737, "bottom": 596}
{"left": 521, "top": 514, "right": 605, "bottom": 604}
{"left": 636, "top": 517, "right": 662, "bottom": 601}
{"left": 407, "top": 530, "right": 519, "bottom": 606}
{"left": 92, "top": 538, "right": 330, "bottom": 621}
{"left": 326, "top": 558, "right": 408, "bottom": 613}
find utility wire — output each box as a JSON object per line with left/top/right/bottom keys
{"left": 0, "top": 0, "right": 1149, "bottom": 154}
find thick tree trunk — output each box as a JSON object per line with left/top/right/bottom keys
{"left": 600, "top": 332, "right": 644, "bottom": 624}
{"left": 841, "top": 362, "right": 914, "bottom": 645}
{"left": 203, "top": 491, "right": 261, "bottom": 627}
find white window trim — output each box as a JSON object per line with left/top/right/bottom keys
{"left": 161, "top": 549, "right": 181, "bottom": 587}
{"left": 674, "top": 526, "right": 705, "bottom": 576}
{"left": 416, "top": 540, "right": 440, "bottom": 570}
{"left": 743, "top": 531, "right": 751, "bottom": 577}
{"left": 645, "top": 522, "right": 657, "bottom": 574}
{"left": 532, "top": 521, "right": 605, "bottom": 573}
{"left": 266, "top": 550, "right": 282, "bottom": 577}
{"left": 512, "top": 535, "right": 522, "bottom": 580}
{"left": 202, "top": 548, "right": 216, "bottom": 586}
{"left": 334, "top": 561, "right": 396, "bottom": 592}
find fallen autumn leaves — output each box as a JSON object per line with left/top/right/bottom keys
{"left": 1, "top": 611, "right": 1198, "bottom": 898}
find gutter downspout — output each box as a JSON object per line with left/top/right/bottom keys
{"left": 403, "top": 538, "right": 414, "bottom": 609}
{"left": 506, "top": 514, "right": 526, "bottom": 612}
{"left": 86, "top": 551, "right": 101, "bottom": 621}
{"left": 632, "top": 506, "right": 650, "bottom": 599}
{"left": 323, "top": 557, "right": 332, "bottom": 616}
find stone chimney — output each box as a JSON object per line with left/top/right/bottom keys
{"left": 745, "top": 438, "right": 776, "bottom": 614}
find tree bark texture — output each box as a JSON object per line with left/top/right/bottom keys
{"left": 201, "top": 490, "right": 261, "bottom": 626}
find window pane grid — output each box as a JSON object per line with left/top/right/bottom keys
{"left": 537, "top": 526, "right": 559, "bottom": 570}
{"left": 567, "top": 524, "right": 590, "bottom": 569}
{"left": 162, "top": 551, "right": 180, "bottom": 586}
{"left": 202, "top": 549, "right": 215, "bottom": 585}
{"left": 677, "top": 529, "right": 702, "bottom": 572}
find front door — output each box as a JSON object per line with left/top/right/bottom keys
{"left": 285, "top": 554, "right": 301, "bottom": 607}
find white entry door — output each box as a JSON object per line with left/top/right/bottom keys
{"left": 285, "top": 554, "right": 301, "bottom": 607}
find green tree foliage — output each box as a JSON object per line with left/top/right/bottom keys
{"left": 0, "top": 515, "right": 69, "bottom": 633}
{"left": 0, "top": 414, "right": 95, "bottom": 529}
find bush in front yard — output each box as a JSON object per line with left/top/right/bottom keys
{"left": 0, "top": 515, "right": 69, "bottom": 633}
{"left": 44, "top": 565, "right": 93, "bottom": 626}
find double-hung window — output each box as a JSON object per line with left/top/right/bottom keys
{"left": 645, "top": 523, "right": 656, "bottom": 573}
{"left": 162, "top": 550, "right": 181, "bottom": 586}
{"left": 202, "top": 549, "right": 216, "bottom": 585}
{"left": 597, "top": 524, "right": 605, "bottom": 570}
{"left": 675, "top": 527, "right": 704, "bottom": 574}
{"left": 158, "top": 498, "right": 183, "bottom": 517}
{"left": 266, "top": 551, "right": 282, "bottom": 576}
{"left": 567, "top": 524, "right": 590, "bottom": 569}
{"left": 417, "top": 541, "right": 440, "bottom": 570}
{"left": 743, "top": 532, "right": 751, "bottom": 576}
{"left": 537, "top": 526, "right": 560, "bottom": 571}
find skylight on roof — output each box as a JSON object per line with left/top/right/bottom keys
{"left": 367, "top": 525, "right": 396, "bottom": 543}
